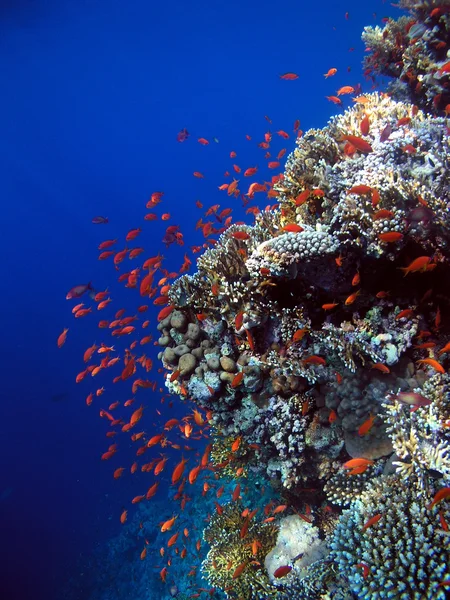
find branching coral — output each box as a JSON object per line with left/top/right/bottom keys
{"left": 329, "top": 476, "right": 450, "bottom": 599}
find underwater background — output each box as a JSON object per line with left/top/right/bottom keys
{"left": 4, "top": 1, "right": 450, "bottom": 600}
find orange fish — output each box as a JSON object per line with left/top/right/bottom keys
{"left": 232, "top": 231, "right": 250, "bottom": 240}
{"left": 57, "top": 328, "right": 69, "bottom": 348}
{"left": 345, "top": 290, "right": 360, "bottom": 305}
{"left": 113, "top": 467, "right": 125, "bottom": 479}
{"left": 358, "top": 414, "right": 376, "bottom": 436}
{"left": 395, "top": 309, "right": 414, "bottom": 320}
{"left": 146, "top": 482, "right": 159, "bottom": 499}
{"left": 232, "top": 562, "right": 247, "bottom": 579}
{"left": 416, "top": 358, "right": 445, "bottom": 374}
{"left": 399, "top": 256, "right": 432, "bottom": 276}
{"left": 357, "top": 563, "right": 370, "bottom": 579}
{"left": 279, "top": 73, "right": 298, "bottom": 80}
{"left": 360, "top": 115, "right": 370, "bottom": 136}
{"left": 428, "top": 487, "right": 450, "bottom": 509}
{"left": 231, "top": 436, "right": 242, "bottom": 452}
{"left": 342, "top": 135, "right": 373, "bottom": 153}
{"left": 302, "top": 355, "right": 326, "bottom": 366}
{"left": 171, "top": 456, "right": 188, "bottom": 485}
{"left": 343, "top": 458, "right": 374, "bottom": 469}
{"left": 378, "top": 232, "right": 403, "bottom": 243}
{"left": 167, "top": 532, "right": 179, "bottom": 547}
{"left": 337, "top": 85, "right": 355, "bottom": 95}
{"left": 322, "top": 302, "right": 338, "bottom": 311}
{"left": 120, "top": 510, "right": 127, "bottom": 524}
{"left": 281, "top": 223, "right": 303, "bottom": 233}
{"left": 326, "top": 95, "right": 342, "bottom": 105}
{"left": 362, "top": 513, "right": 383, "bottom": 530}
{"left": 324, "top": 68, "right": 337, "bottom": 78}
{"left": 371, "top": 363, "right": 390, "bottom": 374}
{"left": 232, "top": 483, "right": 241, "bottom": 502}
{"left": 161, "top": 515, "right": 178, "bottom": 532}
{"left": 231, "top": 372, "right": 244, "bottom": 388}
{"left": 373, "top": 209, "right": 394, "bottom": 221}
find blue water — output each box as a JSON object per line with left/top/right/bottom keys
{"left": 0, "top": 1, "right": 401, "bottom": 599}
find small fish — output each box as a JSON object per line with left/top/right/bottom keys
{"left": 232, "top": 231, "right": 250, "bottom": 240}
{"left": 281, "top": 223, "right": 303, "bottom": 233}
{"left": 57, "top": 328, "right": 69, "bottom": 348}
{"left": 177, "top": 128, "right": 189, "bottom": 142}
{"left": 358, "top": 414, "right": 376, "bottom": 436}
{"left": 231, "top": 436, "right": 242, "bottom": 452}
{"left": 337, "top": 85, "right": 355, "bottom": 96}
{"left": 92, "top": 216, "right": 109, "bottom": 224}
{"left": 66, "top": 282, "right": 94, "bottom": 300}
{"left": 324, "top": 68, "right": 337, "bottom": 78}
{"left": 343, "top": 458, "right": 374, "bottom": 470}
{"left": 416, "top": 358, "right": 445, "bottom": 374}
{"left": 329, "top": 409, "right": 337, "bottom": 423}
{"left": 371, "top": 363, "right": 390, "bottom": 374}
{"left": 378, "top": 232, "right": 403, "bottom": 243}
{"left": 342, "top": 135, "right": 373, "bottom": 153}
{"left": 279, "top": 73, "right": 299, "bottom": 80}
{"left": 362, "top": 513, "right": 383, "bottom": 530}
{"left": 392, "top": 391, "right": 431, "bottom": 408}
{"left": 273, "top": 565, "right": 292, "bottom": 578}
{"left": 326, "top": 95, "right": 342, "bottom": 105}
{"left": 399, "top": 256, "right": 432, "bottom": 275}
{"left": 356, "top": 562, "right": 370, "bottom": 579}
{"left": 231, "top": 372, "right": 244, "bottom": 388}
{"left": 427, "top": 487, "right": 450, "bottom": 509}
{"left": 345, "top": 289, "right": 360, "bottom": 305}
{"left": 380, "top": 123, "right": 392, "bottom": 142}
{"left": 322, "top": 302, "right": 338, "bottom": 311}
{"left": 161, "top": 515, "right": 178, "bottom": 532}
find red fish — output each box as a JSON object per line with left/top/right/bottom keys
{"left": 273, "top": 565, "right": 292, "bottom": 578}
{"left": 342, "top": 135, "right": 373, "bottom": 153}
{"left": 279, "top": 72, "right": 298, "bottom": 80}
{"left": 57, "top": 328, "right": 69, "bottom": 348}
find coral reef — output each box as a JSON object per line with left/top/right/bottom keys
{"left": 362, "top": 0, "right": 450, "bottom": 115}
{"left": 156, "top": 2, "right": 450, "bottom": 598}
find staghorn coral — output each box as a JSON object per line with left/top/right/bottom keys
{"left": 329, "top": 475, "right": 450, "bottom": 599}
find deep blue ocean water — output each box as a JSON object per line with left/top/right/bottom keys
{"left": 0, "top": 1, "right": 401, "bottom": 599}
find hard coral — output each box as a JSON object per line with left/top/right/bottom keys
{"left": 329, "top": 476, "right": 450, "bottom": 599}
